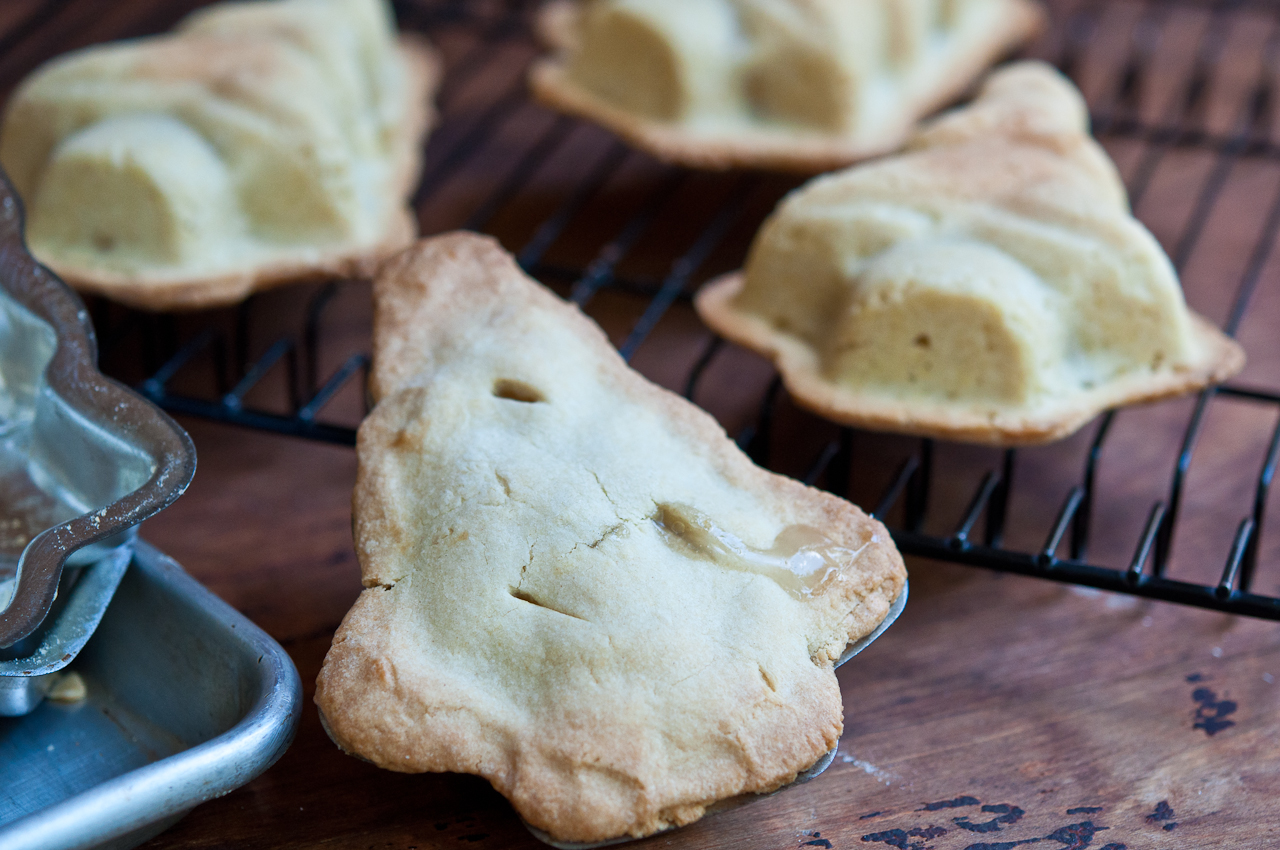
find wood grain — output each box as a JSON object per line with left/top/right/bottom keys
{"left": 4, "top": 0, "right": 1280, "bottom": 847}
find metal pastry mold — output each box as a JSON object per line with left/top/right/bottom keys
{"left": 526, "top": 582, "right": 909, "bottom": 850}
{"left": 0, "top": 540, "right": 303, "bottom": 850}
{"left": 0, "top": 171, "right": 196, "bottom": 711}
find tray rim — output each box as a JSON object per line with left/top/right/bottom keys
{"left": 0, "top": 539, "right": 303, "bottom": 850}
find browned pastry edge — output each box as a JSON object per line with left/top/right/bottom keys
{"left": 34, "top": 35, "right": 440, "bottom": 312}
{"left": 317, "top": 232, "right": 907, "bottom": 843}
{"left": 695, "top": 271, "right": 1247, "bottom": 446}
{"left": 527, "top": 0, "right": 1046, "bottom": 173}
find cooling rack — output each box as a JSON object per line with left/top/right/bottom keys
{"left": 15, "top": 0, "right": 1280, "bottom": 618}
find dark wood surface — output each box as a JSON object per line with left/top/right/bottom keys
{"left": 7, "top": 0, "right": 1280, "bottom": 847}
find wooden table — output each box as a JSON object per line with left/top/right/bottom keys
{"left": 8, "top": 0, "right": 1280, "bottom": 847}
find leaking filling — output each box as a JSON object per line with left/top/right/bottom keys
{"left": 651, "top": 502, "right": 867, "bottom": 599}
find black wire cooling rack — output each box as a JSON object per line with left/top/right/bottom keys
{"left": 71, "top": 0, "right": 1280, "bottom": 619}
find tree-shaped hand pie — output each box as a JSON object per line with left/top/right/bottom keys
{"left": 0, "top": 0, "right": 437, "bottom": 310}
{"left": 316, "top": 232, "right": 907, "bottom": 844}
{"left": 696, "top": 62, "right": 1245, "bottom": 445}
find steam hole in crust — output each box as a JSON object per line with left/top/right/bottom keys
{"left": 508, "top": 586, "right": 585, "bottom": 621}
{"left": 510, "top": 587, "right": 540, "bottom": 605}
{"left": 493, "top": 378, "right": 545, "bottom": 403}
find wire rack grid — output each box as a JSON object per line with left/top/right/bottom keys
{"left": 52, "top": 0, "right": 1280, "bottom": 620}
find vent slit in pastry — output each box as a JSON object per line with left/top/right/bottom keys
{"left": 509, "top": 586, "right": 590, "bottom": 621}
{"left": 494, "top": 378, "right": 548, "bottom": 403}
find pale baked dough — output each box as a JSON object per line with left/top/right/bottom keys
{"left": 0, "top": 0, "right": 438, "bottom": 311}
{"left": 315, "top": 232, "right": 906, "bottom": 843}
{"left": 530, "top": 0, "right": 1044, "bottom": 172}
{"left": 695, "top": 62, "right": 1246, "bottom": 445}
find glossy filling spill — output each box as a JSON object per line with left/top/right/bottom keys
{"left": 651, "top": 502, "right": 869, "bottom": 600}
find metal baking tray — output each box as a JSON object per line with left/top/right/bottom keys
{"left": 0, "top": 169, "right": 196, "bottom": 714}
{"left": 0, "top": 539, "right": 303, "bottom": 850}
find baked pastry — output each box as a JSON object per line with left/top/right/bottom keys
{"left": 0, "top": 0, "right": 437, "bottom": 311}
{"left": 530, "top": 0, "right": 1044, "bottom": 172}
{"left": 315, "top": 232, "right": 906, "bottom": 843}
{"left": 695, "top": 62, "right": 1246, "bottom": 445}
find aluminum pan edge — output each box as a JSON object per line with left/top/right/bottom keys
{"left": 0, "top": 540, "right": 303, "bottom": 850}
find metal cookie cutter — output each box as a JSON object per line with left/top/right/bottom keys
{"left": 0, "top": 171, "right": 196, "bottom": 715}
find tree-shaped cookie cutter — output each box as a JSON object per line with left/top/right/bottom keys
{"left": 0, "top": 170, "right": 196, "bottom": 713}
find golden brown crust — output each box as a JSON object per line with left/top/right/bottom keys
{"left": 696, "top": 271, "right": 1246, "bottom": 446}
{"left": 317, "top": 232, "right": 906, "bottom": 843}
{"left": 528, "top": 0, "right": 1045, "bottom": 173}
{"left": 31, "top": 36, "right": 440, "bottom": 312}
